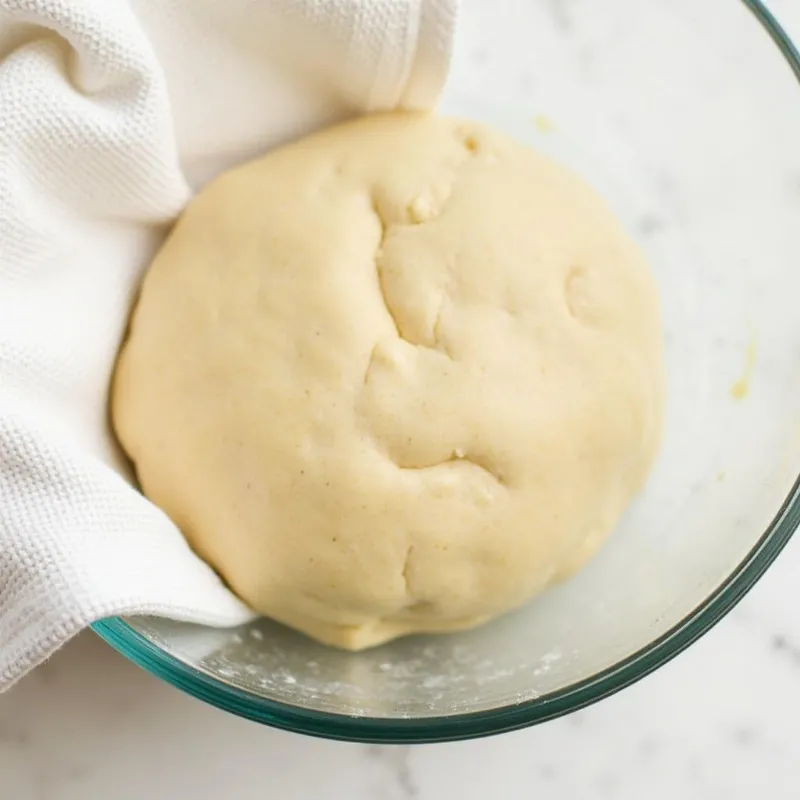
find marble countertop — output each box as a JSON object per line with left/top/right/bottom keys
{"left": 3, "top": 2, "right": 800, "bottom": 798}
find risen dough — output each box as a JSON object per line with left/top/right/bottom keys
{"left": 113, "top": 112, "right": 663, "bottom": 650}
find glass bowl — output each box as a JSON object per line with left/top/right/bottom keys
{"left": 93, "top": 0, "right": 800, "bottom": 743}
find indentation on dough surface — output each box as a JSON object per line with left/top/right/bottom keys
{"left": 370, "top": 196, "right": 453, "bottom": 359}
{"left": 397, "top": 448, "right": 504, "bottom": 486}
{"left": 371, "top": 197, "right": 406, "bottom": 345}
{"left": 564, "top": 265, "right": 594, "bottom": 324}
{"left": 402, "top": 545, "right": 414, "bottom": 593}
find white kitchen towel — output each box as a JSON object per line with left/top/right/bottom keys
{"left": 0, "top": 0, "right": 459, "bottom": 691}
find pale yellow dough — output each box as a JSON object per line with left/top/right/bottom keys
{"left": 113, "top": 112, "right": 663, "bottom": 650}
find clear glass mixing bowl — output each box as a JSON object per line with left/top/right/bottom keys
{"left": 93, "top": 0, "right": 800, "bottom": 743}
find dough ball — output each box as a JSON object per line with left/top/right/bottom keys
{"left": 113, "top": 112, "right": 663, "bottom": 650}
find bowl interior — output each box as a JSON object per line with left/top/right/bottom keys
{"left": 98, "top": 0, "right": 800, "bottom": 735}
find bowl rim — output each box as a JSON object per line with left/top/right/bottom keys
{"left": 92, "top": 0, "right": 800, "bottom": 744}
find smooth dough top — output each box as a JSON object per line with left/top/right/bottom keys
{"left": 113, "top": 112, "right": 663, "bottom": 650}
